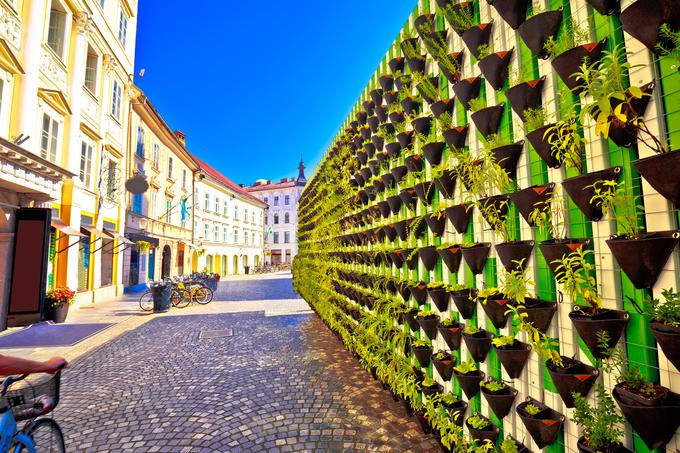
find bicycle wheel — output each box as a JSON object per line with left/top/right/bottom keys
{"left": 139, "top": 291, "right": 154, "bottom": 311}
{"left": 195, "top": 286, "right": 213, "bottom": 304}
{"left": 172, "top": 289, "right": 191, "bottom": 308}
{"left": 16, "top": 418, "right": 66, "bottom": 453}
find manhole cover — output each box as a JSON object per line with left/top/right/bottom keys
{"left": 199, "top": 329, "right": 233, "bottom": 339}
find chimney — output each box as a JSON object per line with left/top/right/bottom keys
{"left": 174, "top": 130, "right": 186, "bottom": 145}
{"left": 280, "top": 178, "right": 287, "bottom": 183}
{"left": 239, "top": 183, "right": 244, "bottom": 188}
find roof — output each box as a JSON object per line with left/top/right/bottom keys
{"left": 192, "top": 156, "right": 267, "bottom": 207}
{"left": 246, "top": 180, "right": 302, "bottom": 192}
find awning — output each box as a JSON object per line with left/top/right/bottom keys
{"left": 82, "top": 226, "right": 114, "bottom": 239}
{"left": 126, "top": 233, "right": 160, "bottom": 247}
{"left": 104, "top": 228, "right": 134, "bottom": 244}
{"left": 51, "top": 219, "right": 84, "bottom": 237}
{"left": 180, "top": 240, "right": 198, "bottom": 250}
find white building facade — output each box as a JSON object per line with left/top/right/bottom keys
{"left": 192, "top": 157, "right": 266, "bottom": 275}
{"left": 246, "top": 161, "right": 306, "bottom": 265}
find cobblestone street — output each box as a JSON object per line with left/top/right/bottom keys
{"left": 54, "top": 274, "right": 439, "bottom": 452}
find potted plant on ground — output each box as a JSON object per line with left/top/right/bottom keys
{"left": 43, "top": 286, "right": 76, "bottom": 324}
{"left": 572, "top": 383, "right": 631, "bottom": 453}
{"left": 480, "top": 379, "right": 518, "bottom": 419}
{"left": 647, "top": 288, "right": 680, "bottom": 371}
{"left": 453, "top": 356, "right": 485, "bottom": 399}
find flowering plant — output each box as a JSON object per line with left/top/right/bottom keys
{"left": 45, "top": 287, "right": 76, "bottom": 307}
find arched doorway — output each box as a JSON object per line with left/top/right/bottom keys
{"left": 161, "top": 245, "right": 171, "bottom": 278}
{"left": 206, "top": 255, "right": 213, "bottom": 272}
{"left": 177, "top": 243, "right": 185, "bottom": 276}
{"left": 191, "top": 251, "right": 198, "bottom": 272}
{"left": 215, "top": 254, "right": 222, "bottom": 275}
{"left": 254, "top": 255, "right": 260, "bottom": 266}
{"left": 221, "top": 256, "right": 227, "bottom": 275}
{"left": 232, "top": 255, "right": 239, "bottom": 275}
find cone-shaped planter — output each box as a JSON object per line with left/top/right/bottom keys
{"left": 406, "top": 55, "right": 427, "bottom": 75}
{"left": 613, "top": 384, "right": 680, "bottom": 450}
{"left": 416, "top": 77, "right": 440, "bottom": 104}
{"left": 478, "top": 50, "right": 514, "bottom": 90}
{"left": 455, "top": 370, "right": 485, "bottom": 399}
{"left": 562, "top": 166, "right": 622, "bottom": 221}
{"left": 377, "top": 201, "right": 391, "bottom": 218}
{"left": 606, "top": 82, "right": 655, "bottom": 148}
{"left": 517, "top": 399, "right": 565, "bottom": 449}
{"left": 471, "top": 104, "right": 505, "bottom": 138}
{"left": 490, "top": 0, "right": 530, "bottom": 29}
{"left": 463, "top": 329, "right": 493, "bottom": 362}
{"left": 414, "top": 13, "right": 435, "bottom": 37}
{"left": 390, "top": 165, "right": 408, "bottom": 184}
{"left": 414, "top": 181, "right": 435, "bottom": 205}
{"left": 481, "top": 384, "right": 518, "bottom": 419}
{"left": 431, "top": 99, "right": 456, "bottom": 119}
{"left": 401, "top": 97, "right": 422, "bottom": 117}
{"left": 356, "top": 150, "right": 368, "bottom": 167}
{"left": 386, "top": 196, "right": 402, "bottom": 215}
{"left": 491, "top": 142, "right": 523, "bottom": 180}
{"left": 412, "top": 116, "right": 433, "bottom": 136}
{"left": 508, "top": 183, "right": 555, "bottom": 227}
{"left": 419, "top": 246, "right": 439, "bottom": 271}
{"left": 413, "top": 344, "right": 434, "bottom": 368}
{"left": 417, "top": 314, "right": 441, "bottom": 340}
{"left": 425, "top": 212, "right": 447, "bottom": 236}
{"left": 453, "top": 77, "right": 483, "bottom": 109}
{"left": 526, "top": 124, "right": 561, "bottom": 168}
{"left": 495, "top": 240, "right": 534, "bottom": 272}
{"left": 359, "top": 167, "right": 373, "bottom": 184}
{"left": 375, "top": 149, "right": 388, "bottom": 164}
{"left": 385, "top": 142, "right": 401, "bottom": 159}
{"left": 586, "top": 0, "right": 619, "bottom": 15}
{"left": 480, "top": 294, "right": 512, "bottom": 329}
{"left": 432, "top": 352, "right": 456, "bottom": 381}
{"left": 409, "top": 217, "right": 427, "bottom": 239}
{"left": 404, "top": 154, "right": 424, "bottom": 173}
{"left": 439, "top": 0, "right": 475, "bottom": 35}
{"left": 388, "top": 57, "right": 405, "bottom": 73}
{"left": 478, "top": 195, "right": 510, "bottom": 229}
{"left": 399, "top": 188, "right": 418, "bottom": 211}
{"left": 368, "top": 160, "right": 380, "bottom": 177}
{"left": 384, "top": 91, "right": 399, "bottom": 105}
{"left": 434, "top": 169, "right": 457, "bottom": 199}
{"left": 462, "top": 23, "right": 493, "bottom": 59}
{"left": 381, "top": 173, "right": 395, "bottom": 190}
{"left": 521, "top": 298, "right": 558, "bottom": 333}
{"left": 428, "top": 287, "right": 450, "bottom": 312}
{"left": 382, "top": 225, "right": 397, "bottom": 242}
{"left": 506, "top": 77, "right": 546, "bottom": 117}
{"left": 438, "top": 321, "right": 463, "bottom": 350}
{"left": 443, "top": 126, "right": 469, "bottom": 150}
{"left": 421, "top": 381, "right": 445, "bottom": 399}
{"left": 369, "top": 89, "right": 383, "bottom": 107}
{"left": 546, "top": 357, "right": 599, "bottom": 408}
{"left": 393, "top": 221, "right": 408, "bottom": 241}
{"left": 461, "top": 243, "right": 491, "bottom": 275}
{"left": 367, "top": 116, "right": 380, "bottom": 134}
{"left": 400, "top": 37, "right": 421, "bottom": 57}
{"left": 569, "top": 308, "right": 629, "bottom": 359}
{"left": 577, "top": 437, "right": 633, "bottom": 453}
{"left": 410, "top": 282, "right": 428, "bottom": 305}
{"left": 398, "top": 130, "right": 415, "bottom": 149}
{"left": 391, "top": 250, "right": 405, "bottom": 268}
{"left": 634, "top": 150, "right": 680, "bottom": 206}
{"left": 442, "top": 399, "right": 468, "bottom": 427}
{"left": 495, "top": 340, "right": 532, "bottom": 379}
{"left": 423, "top": 142, "right": 446, "bottom": 165}
{"left": 518, "top": 9, "right": 563, "bottom": 59}
{"left": 466, "top": 414, "right": 498, "bottom": 444}
{"left": 606, "top": 231, "right": 680, "bottom": 289}
{"left": 379, "top": 74, "right": 394, "bottom": 92}
{"left": 539, "top": 238, "right": 591, "bottom": 276}
{"left": 552, "top": 39, "right": 607, "bottom": 93}
{"left": 399, "top": 282, "right": 413, "bottom": 301}
{"left": 446, "top": 203, "right": 473, "bottom": 233}
{"left": 406, "top": 249, "right": 420, "bottom": 270}
{"left": 438, "top": 245, "right": 462, "bottom": 273}
{"left": 620, "top": 0, "right": 680, "bottom": 53}
{"left": 389, "top": 111, "right": 405, "bottom": 125}
{"left": 650, "top": 322, "right": 680, "bottom": 371}
{"left": 452, "top": 289, "right": 478, "bottom": 320}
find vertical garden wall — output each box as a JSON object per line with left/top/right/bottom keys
{"left": 293, "top": 0, "right": 680, "bottom": 451}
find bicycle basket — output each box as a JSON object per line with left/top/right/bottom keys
{"left": 1, "top": 372, "right": 61, "bottom": 421}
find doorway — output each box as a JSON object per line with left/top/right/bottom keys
{"left": 161, "top": 245, "right": 171, "bottom": 278}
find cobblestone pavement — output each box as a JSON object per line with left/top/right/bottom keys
{"left": 213, "top": 273, "right": 300, "bottom": 301}
{"left": 55, "top": 275, "right": 440, "bottom": 452}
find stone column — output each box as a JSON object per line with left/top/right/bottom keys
{"left": 10, "top": 0, "right": 47, "bottom": 152}
{"left": 66, "top": 12, "right": 90, "bottom": 177}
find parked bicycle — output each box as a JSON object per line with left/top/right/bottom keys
{"left": 0, "top": 372, "right": 65, "bottom": 452}
{"left": 139, "top": 277, "right": 213, "bottom": 311}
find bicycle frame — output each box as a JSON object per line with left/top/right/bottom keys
{"left": 0, "top": 410, "right": 36, "bottom": 453}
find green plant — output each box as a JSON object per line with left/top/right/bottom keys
{"left": 571, "top": 382, "right": 625, "bottom": 451}
{"left": 440, "top": 392, "right": 459, "bottom": 406}
{"left": 500, "top": 263, "right": 534, "bottom": 303}
{"left": 523, "top": 403, "right": 541, "bottom": 416}
{"left": 412, "top": 71, "right": 440, "bottom": 103}
{"left": 400, "top": 27, "right": 420, "bottom": 59}
{"left": 481, "top": 379, "right": 507, "bottom": 392}
{"left": 500, "top": 438, "right": 520, "bottom": 453}
{"left": 463, "top": 325, "right": 480, "bottom": 335}
{"left": 413, "top": 339, "right": 431, "bottom": 349}
{"left": 522, "top": 107, "right": 547, "bottom": 133}
{"left": 589, "top": 179, "right": 644, "bottom": 238}
{"left": 544, "top": 116, "right": 586, "bottom": 172}
{"left": 597, "top": 331, "right": 653, "bottom": 396}
{"left": 492, "top": 335, "right": 515, "bottom": 348}
{"left": 477, "top": 197, "right": 513, "bottom": 242}
{"left": 505, "top": 303, "right": 563, "bottom": 367}
{"left": 657, "top": 23, "right": 680, "bottom": 71}
{"left": 467, "top": 414, "right": 490, "bottom": 430}
{"left": 543, "top": 18, "right": 590, "bottom": 56}
{"left": 434, "top": 350, "right": 449, "bottom": 360}
{"left": 439, "top": 317, "right": 458, "bottom": 327}
{"left": 417, "top": 309, "right": 436, "bottom": 319}
{"left": 136, "top": 240, "right": 151, "bottom": 252}
{"left": 528, "top": 195, "right": 566, "bottom": 240}
{"left": 436, "top": 110, "right": 454, "bottom": 131}
{"left": 467, "top": 97, "right": 487, "bottom": 112}
{"left": 422, "top": 376, "right": 437, "bottom": 387}
{"left": 526, "top": 4, "right": 545, "bottom": 19}
{"left": 454, "top": 356, "right": 478, "bottom": 374}
{"left": 476, "top": 44, "right": 493, "bottom": 60}
{"left": 553, "top": 247, "right": 601, "bottom": 311}
{"left": 437, "top": 2, "right": 475, "bottom": 32}
{"left": 646, "top": 288, "right": 680, "bottom": 326}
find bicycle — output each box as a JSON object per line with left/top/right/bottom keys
{"left": 172, "top": 281, "right": 213, "bottom": 308}
{"left": 0, "top": 372, "right": 65, "bottom": 452}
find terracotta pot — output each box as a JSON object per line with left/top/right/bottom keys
{"left": 546, "top": 357, "right": 599, "bottom": 407}
{"left": 569, "top": 308, "right": 629, "bottom": 359}
{"left": 561, "top": 166, "right": 622, "bottom": 221}
{"left": 452, "top": 289, "right": 478, "bottom": 320}
{"left": 518, "top": 9, "right": 563, "bottom": 59}
{"left": 633, "top": 150, "right": 680, "bottom": 206}
{"left": 478, "top": 50, "right": 514, "bottom": 90}
{"left": 461, "top": 243, "right": 491, "bottom": 275}
{"left": 471, "top": 104, "right": 505, "bottom": 138}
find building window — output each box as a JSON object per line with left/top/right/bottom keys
{"left": 194, "top": 191, "right": 199, "bottom": 206}
{"left": 234, "top": 229, "right": 239, "bottom": 243}
{"left": 214, "top": 226, "right": 219, "bottom": 242}
{"left": 204, "top": 223, "right": 209, "bottom": 239}
{"left": 47, "top": 2, "right": 67, "bottom": 59}
{"left": 165, "top": 200, "right": 171, "bottom": 223}
{"left": 284, "top": 212, "right": 290, "bottom": 224}
{"left": 182, "top": 169, "right": 187, "bottom": 190}
{"left": 273, "top": 232, "right": 279, "bottom": 244}
{"left": 40, "top": 113, "right": 59, "bottom": 163}
{"left": 79, "top": 141, "right": 93, "bottom": 187}
{"left": 223, "top": 227, "right": 228, "bottom": 242}
{"left": 263, "top": 197, "right": 268, "bottom": 204}
{"left": 215, "top": 197, "right": 220, "bottom": 213}
{"left": 274, "top": 196, "right": 279, "bottom": 206}
{"left": 84, "top": 47, "right": 98, "bottom": 93}
{"left": 284, "top": 232, "right": 290, "bottom": 243}
{"left": 223, "top": 201, "right": 228, "bottom": 217}
{"left": 204, "top": 193, "right": 210, "bottom": 210}
{"left": 106, "top": 160, "right": 117, "bottom": 199}
{"left": 234, "top": 206, "right": 239, "bottom": 220}
{"left": 152, "top": 144, "right": 159, "bottom": 169}
{"left": 136, "top": 126, "right": 144, "bottom": 158}
{"left": 132, "top": 193, "right": 142, "bottom": 214}
{"left": 274, "top": 213, "right": 279, "bottom": 225}
{"left": 252, "top": 233, "right": 256, "bottom": 245}
{"left": 168, "top": 157, "right": 173, "bottom": 180}
{"left": 111, "top": 79, "right": 122, "bottom": 119}
{"left": 285, "top": 195, "right": 290, "bottom": 205}
{"left": 244, "top": 209, "right": 248, "bottom": 223}
{"left": 244, "top": 233, "right": 249, "bottom": 245}
{"left": 118, "top": 10, "right": 128, "bottom": 46}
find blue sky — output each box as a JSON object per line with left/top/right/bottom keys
{"left": 134, "top": 1, "right": 416, "bottom": 185}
